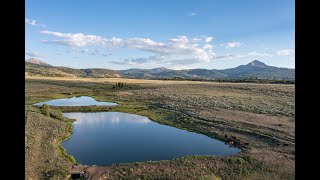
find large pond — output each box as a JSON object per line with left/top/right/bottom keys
{"left": 33, "top": 96, "right": 118, "bottom": 106}
{"left": 62, "top": 112, "right": 240, "bottom": 166}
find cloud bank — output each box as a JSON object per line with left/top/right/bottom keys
{"left": 41, "top": 30, "right": 216, "bottom": 65}
{"left": 40, "top": 30, "right": 273, "bottom": 66}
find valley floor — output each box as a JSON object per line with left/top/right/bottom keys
{"left": 25, "top": 76, "right": 295, "bottom": 180}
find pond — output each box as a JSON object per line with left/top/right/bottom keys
{"left": 33, "top": 96, "right": 118, "bottom": 106}
{"left": 62, "top": 112, "right": 241, "bottom": 166}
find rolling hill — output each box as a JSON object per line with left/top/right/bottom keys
{"left": 25, "top": 59, "right": 122, "bottom": 78}
{"left": 26, "top": 58, "right": 52, "bottom": 67}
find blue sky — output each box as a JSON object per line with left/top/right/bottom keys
{"left": 26, "top": 0, "right": 295, "bottom": 70}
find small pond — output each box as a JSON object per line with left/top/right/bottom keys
{"left": 33, "top": 96, "right": 118, "bottom": 106}
{"left": 62, "top": 112, "right": 241, "bottom": 166}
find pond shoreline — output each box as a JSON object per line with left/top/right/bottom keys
{"left": 53, "top": 104, "right": 250, "bottom": 152}
{"left": 61, "top": 111, "right": 241, "bottom": 166}
{"left": 35, "top": 96, "right": 246, "bottom": 168}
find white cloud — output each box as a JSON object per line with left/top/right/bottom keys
{"left": 192, "top": 37, "right": 202, "bottom": 42}
{"left": 169, "top": 36, "right": 189, "bottom": 44}
{"left": 221, "top": 42, "right": 241, "bottom": 48}
{"left": 41, "top": 30, "right": 216, "bottom": 64}
{"left": 277, "top": 49, "right": 294, "bottom": 56}
{"left": 189, "top": 12, "right": 197, "bottom": 16}
{"left": 215, "top": 51, "right": 272, "bottom": 59}
{"left": 41, "top": 30, "right": 108, "bottom": 47}
{"left": 25, "top": 49, "right": 44, "bottom": 58}
{"left": 245, "top": 51, "right": 272, "bottom": 57}
{"left": 111, "top": 55, "right": 205, "bottom": 67}
{"left": 111, "top": 56, "right": 164, "bottom": 65}
{"left": 25, "top": 18, "right": 46, "bottom": 27}
{"left": 192, "top": 36, "right": 214, "bottom": 43}
{"left": 203, "top": 44, "right": 214, "bottom": 50}
{"left": 204, "top": 36, "right": 213, "bottom": 43}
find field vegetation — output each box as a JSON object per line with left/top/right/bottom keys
{"left": 25, "top": 76, "right": 294, "bottom": 179}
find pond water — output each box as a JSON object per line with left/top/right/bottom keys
{"left": 33, "top": 96, "right": 118, "bottom": 106}
{"left": 62, "top": 112, "right": 240, "bottom": 166}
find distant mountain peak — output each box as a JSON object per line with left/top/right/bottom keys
{"left": 154, "top": 67, "right": 168, "bottom": 70}
{"left": 26, "top": 58, "right": 52, "bottom": 67}
{"left": 247, "top": 60, "right": 268, "bottom": 67}
{"left": 150, "top": 67, "right": 171, "bottom": 73}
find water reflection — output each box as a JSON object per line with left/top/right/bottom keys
{"left": 62, "top": 112, "right": 241, "bottom": 166}
{"left": 63, "top": 112, "right": 150, "bottom": 125}
{"left": 34, "top": 96, "right": 118, "bottom": 106}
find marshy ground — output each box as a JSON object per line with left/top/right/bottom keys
{"left": 25, "top": 76, "right": 295, "bottom": 180}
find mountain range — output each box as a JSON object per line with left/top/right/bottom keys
{"left": 25, "top": 59, "right": 295, "bottom": 80}
{"left": 118, "top": 60, "right": 294, "bottom": 80}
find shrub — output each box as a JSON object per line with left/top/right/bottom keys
{"left": 227, "top": 157, "right": 246, "bottom": 165}
{"left": 41, "top": 104, "right": 50, "bottom": 117}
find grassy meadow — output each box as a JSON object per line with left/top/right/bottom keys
{"left": 25, "top": 76, "right": 295, "bottom": 180}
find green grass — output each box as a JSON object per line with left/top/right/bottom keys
{"left": 41, "top": 104, "right": 50, "bottom": 117}
{"left": 57, "top": 121, "right": 76, "bottom": 164}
